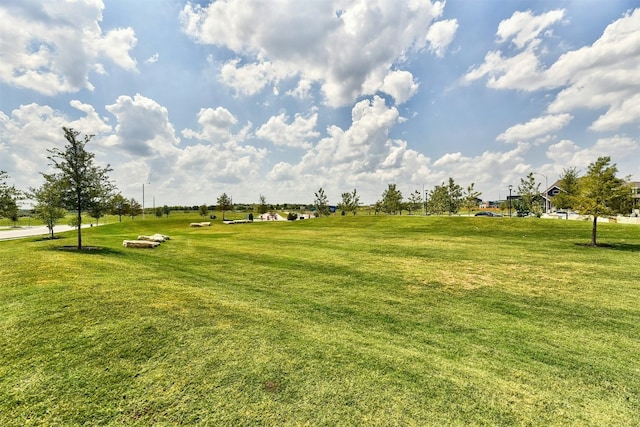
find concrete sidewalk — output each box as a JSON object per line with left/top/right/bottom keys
{"left": 0, "top": 224, "right": 99, "bottom": 241}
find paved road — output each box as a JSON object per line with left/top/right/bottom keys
{"left": 0, "top": 224, "right": 99, "bottom": 241}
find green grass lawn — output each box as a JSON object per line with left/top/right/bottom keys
{"left": 1, "top": 214, "right": 639, "bottom": 426}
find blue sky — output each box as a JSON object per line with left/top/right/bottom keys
{"left": 1, "top": 0, "right": 639, "bottom": 206}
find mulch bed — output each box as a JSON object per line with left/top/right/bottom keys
{"left": 58, "top": 246, "right": 102, "bottom": 251}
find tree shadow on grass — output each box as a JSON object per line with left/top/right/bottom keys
{"left": 31, "top": 236, "right": 127, "bottom": 257}
{"left": 32, "top": 236, "right": 62, "bottom": 242}
{"left": 56, "top": 246, "right": 127, "bottom": 256}
{"left": 574, "top": 242, "right": 640, "bottom": 252}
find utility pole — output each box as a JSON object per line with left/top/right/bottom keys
{"left": 142, "top": 182, "right": 150, "bottom": 219}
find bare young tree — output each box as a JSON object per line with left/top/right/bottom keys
{"left": 463, "top": 182, "right": 482, "bottom": 215}
{"left": 217, "top": 193, "right": 232, "bottom": 220}
{"left": 257, "top": 194, "right": 269, "bottom": 215}
{"left": 314, "top": 188, "right": 330, "bottom": 217}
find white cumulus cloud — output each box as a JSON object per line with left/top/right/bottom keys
{"left": 380, "top": 70, "right": 419, "bottom": 105}
{"left": 426, "top": 19, "right": 459, "bottom": 57}
{"left": 180, "top": 0, "right": 447, "bottom": 107}
{"left": 256, "top": 112, "right": 319, "bottom": 149}
{"left": 497, "top": 114, "right": 572, "bottom": 143}
{"left": 105, "top": 94, "right": 180, "bottom": 157}
{"left": 496, "top": 9, "right": 565, "bottom": 49}
{"left": 465, "top": 8, "right": 640, "bottom": 135}
{"left": 0, "top": 0, "right": 137, "bottom": 95}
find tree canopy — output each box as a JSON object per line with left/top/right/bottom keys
{"left": 257, "top": 194, "right": 269, "bottom": 215}
{"left": 379, "top": 184, "right": 403, "bottom": 215}
{"left": 30, "top": 179, "right": 67, "bottom": 238}
{"left": 551, "top": 167, "right": 580, "bottom": 215}
{"left": 337, "top": 189, "right": 360, "bottom": 215}
{"left": 110, "top": 194, "right": 129, "bottom": 223}
{"left": 407, "top": 190, "right": 423, "bottom": 214}
{"left": 516, "top": 172, "right": 541, "bottom": 217}
{"left": 428, "top": 178, "right": 462, "bottom": 215}
{"left": 44, "top": 127, "right": 115, "bottom": 249}
{"left": 575, "top": 156, "right": 632, "bottom": 246}
{"left": 0, "top": 171, "right": 21, "bottom": 222}
{"left": 314, "top": 188, "right": 330, "bottom": 216}
{"left": 463, "top": 182, "right": 481, "bottom": 215}
{"left": 129, "top": 198, "right": 142, "bottom": 219}
{"left": 217, "top": 193, "right": 232, "bottom": 220}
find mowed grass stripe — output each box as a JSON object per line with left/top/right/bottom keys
{"left": 1, "top": 214, "right": 639, "bottom": 425}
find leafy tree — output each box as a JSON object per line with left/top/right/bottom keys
{"left": 337, "top": 189, "right": 359, "bottom": 215}
{"left": 10, "top": 211, "right": 20, "bottom": 227}
{"left": 407, "top": 190, "right": 422, "bottom": 214}
{"left": 428, "top": 184, "right": 448, "bottom": 215}
{"left": 199, "top": 204, "right": 209, "bottom": 217}
{"left": 68, "top": 215, "right": 80, "bottom": 230}
{"left": 217, "top": 193, "right": 232, "bottom": 220}
{"left": 445, "top": 178, "right": 463, "bottom": 215}
{"left": 349, "top": 189, "right": 360, "bottom": 215}
{"left": 0, "top": 171, "right": 21, "bottom": 222}
{"left": 314, "top": 187, "right": 330, "bottom": 217}
{"left": 379, "top": 184, "right": 403, "bottom": 214}
{"left": 129, "top": 198, "right": 142, "bottom": 220}
{"left": 517, "top": 172, "right": 542, "bottom": 217}
{"left": 162, "top": 205, "right": 170, "bottom": 217}
{"left": 155, "top": 207, "right": 163, "bottom": 218}
{"left": 498, "top": 201, "right": 508, "bottom": 216}
{"left": 89, "top": 203, "right": 106, "bottom": 225}
{"left": 576, "top": 157, "right": 632, "bottom": 246}
{"left": 511, "top": 198, "right": 527, "bottom": 217}
{"left": 337, "top": 192, "right": 352, "bottom": 215}
{"left": 552, "top": 167, "right": 580, "bottom": 215}
{"left": 44, "top": 127, "right": 115, "bottom": 249}
{"left": 30, "top": 179, "right": 67, "bottom": 238}
{"left": 373, "top": 200, "right": 382, "bottom": 215}
{"left": 429, "top": 179, "right": 463, "bottom": 215}
{"left": 89, "top": 191, "right": 111, "bottom": 225}
{"left": 257, "top": 194, "right": 269, "bottom": 215}
{"left": 463, "top": 182, "right": 482, "bottom": 215}
{"left": 110, "top": 194, "right": 129, "bottom": 223}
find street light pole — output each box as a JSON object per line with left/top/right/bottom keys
{"left": 142, "top": 182, "right": 150, "bottom": 219}
{"left": 508, "top": 184, "right": 513, "bottom": 217}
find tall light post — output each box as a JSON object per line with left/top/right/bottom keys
{"left": 142, "top": 182, "right": 150, "bottom": 219}
{"left": 533, "top": 171, "right": 548, "bottom": 213}
{"left": 508, "top": 184, "right": 513, "bottom": 217}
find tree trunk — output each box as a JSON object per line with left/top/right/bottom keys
{"left": 590, "top": 215, "right": 598, "bottom": 246}
{"left": 77, "top": 209, "right": 82, "bottom": 249}
{"left": 77, "top": 191, "right": 82, "bottom": 249}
